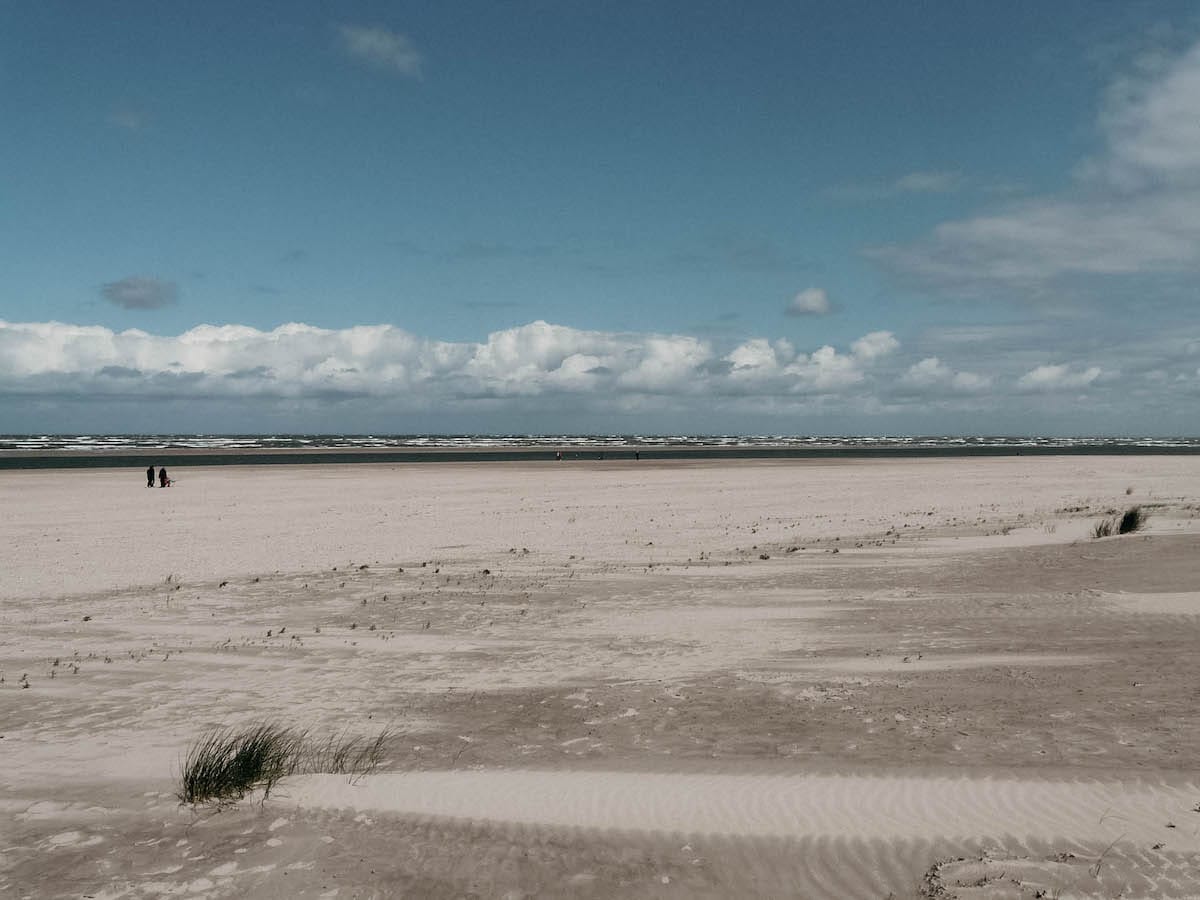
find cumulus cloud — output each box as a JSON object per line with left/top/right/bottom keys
{"left": 850, "top": 330, "right": 899, "bottom": 360}
{"left": 100, "top": 276, "right": 178, "bottom": 310}
{"left": 786, "top": 287, "right": 832, "bottom": 316}
{"left": 724, "top": 337, "right": 867, "bottom": 392}
{"left": 874, "top": 37, "right": 1200, "bottom": 291}
{"left": 1017, "top": 363, "right": 1103, "bottom": 392}
{"left": 338, "top": 25, "right": 422, "bottom": 77}
{"left": 903, "top": 356, "right": 991, "bottom": 392}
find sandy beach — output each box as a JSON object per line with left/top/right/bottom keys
{"left": 2, "top": 455, "right": 1200, "bottom": 898}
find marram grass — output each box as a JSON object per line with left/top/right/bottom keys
{"left": 177, "top": 722, "right": 390, "bottom": 805}
{"left": 1092, "top": 505, "right": 1146, "bottom": 539}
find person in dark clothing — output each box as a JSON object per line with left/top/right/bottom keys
{"left": 147, "top": 465, "right": 155, "bottom": 487}
{"left": 158, "top": 467, "right": 170, "bottom": 487}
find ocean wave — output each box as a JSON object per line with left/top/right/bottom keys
{"left": 2, "top": 433, "right": 1198, "bottom": 453}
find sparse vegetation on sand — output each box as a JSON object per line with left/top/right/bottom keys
{"left": 1092, "top": 506, "right": 1146, "bottom": 539}
{"left": 177, "top": 722, "right": 391, "bottom": 805}
{"left": 306, "top": 728, "right": 392, "bottom": 778}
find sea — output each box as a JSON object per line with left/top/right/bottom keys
{"left": 1, "top": 434, "right": 1198, "bottom": 470}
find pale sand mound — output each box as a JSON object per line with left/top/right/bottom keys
{"left": 285, "top": 769, "right": 1200, "bottom": 848}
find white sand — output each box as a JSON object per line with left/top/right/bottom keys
{"left": 3, "top": 454, "right": 1200, "bottom": 899}
{"left": 2, "top": 454, "right": 1195, "bottom": 601}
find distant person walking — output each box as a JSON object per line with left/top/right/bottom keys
{"left": 158, "top": 467, "right": 170, "bottom": 487}
{"left": 146, "top": 465, "right": 155, "bottom": 488}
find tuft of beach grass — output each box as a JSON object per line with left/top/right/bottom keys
{"left": 178, "top": 722, "right": 391, "bottom": 805}
{"left": 1092, "top": 505, "right": 1146, "bottom": 539}
{"left": 177, "top": 723, "right": 302, "bottom": 805}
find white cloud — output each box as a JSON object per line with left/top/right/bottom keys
{"left": 793, "top": 345, "right": 864, "bottom": 390}
{"left": 851, "top": 330, "right": 899, "bottom": 360}
{"left": 723, "top": 335, "right": 880, "bottom": 393}
{"left": 786, "top": 287, "right": 832, "bottom": 316}
{"left": 903, "top": 356, "right": 991, "bottom": 392}
{"left": 7, "top": 319, "right": 1200, "bottom": 432}
{"left": 338, "top": 25, "right": 422, "bottom": 77}
{"left": 727, "top": 338, "right": 793, "bottom": 373}
{"left": 875, "top": 37, "right": 1200, "bottom": 290}
{"left": 903, "top": 356, "right": 951, "bottom": 386}
{"left": 1017, "top": 363, "right": 1103, "bottom": 392}
{"left": 0, "top": 320, "right": 900, "bottom": 405}
{"left": 1088, "top": 41, "right": 1200, "bottom": 190}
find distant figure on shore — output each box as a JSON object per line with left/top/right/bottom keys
{"left": 635, "top": 451, "right": 640, "bottom": 461}
{"left": 556, "top": 450, "right": 562, "bottom": 461}
{"left": 146, "top": 465, "right": 155, "bottom": 487}
{"left": 158, "top": 467, "right": 171, "bottom": 488}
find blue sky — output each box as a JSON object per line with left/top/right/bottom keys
{"left": 2, "top": 1, "right": 1199, "bottom": 434}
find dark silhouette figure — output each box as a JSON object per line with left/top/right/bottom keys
{"left": 158, "top": 467, "right": 170, "bottom": 488}
{"left": 555, "top": 450, "right": 562, "bottom": 461}
{"left": 146, "top": 465, "right": 155, "bottom": 487}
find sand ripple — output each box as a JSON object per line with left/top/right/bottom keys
{"left": 285, "top": 769, "right": 1200, "bottom": 848}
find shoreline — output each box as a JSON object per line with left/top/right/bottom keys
{"left": 4, "top": 441, "right": 1200, "bottom": 470}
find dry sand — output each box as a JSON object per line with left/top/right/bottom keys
{"left": 2, "top": 455, "right": 1199, "bottom": 898}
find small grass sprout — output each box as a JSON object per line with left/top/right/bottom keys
{"left": 305, "top": 728, "right": 391, "bottom": 782}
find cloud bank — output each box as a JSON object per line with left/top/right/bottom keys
{"left": 2, "top": 319, "right": 1194, "bottom": 433}
{"left": 0, "top": 320, "right": 897, "bottom": 404}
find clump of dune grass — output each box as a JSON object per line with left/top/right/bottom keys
{"left": 177, "top": 723, "right": 302, "bottom": 805}
{"left": 1092, "top": 505, "right": 1146, "bottom": 539}
{"left": 178, "top": 723, "right": 391, "bottom": 805}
